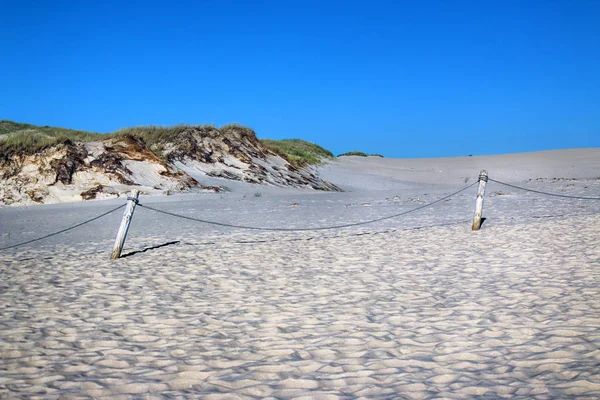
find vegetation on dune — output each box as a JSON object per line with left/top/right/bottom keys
{"left": 0, "top": 121, "right": 249, "bottom": 159}
{"left": 107, "top": 123, "right": 258, "bottom": 145}
{"left": 261, "top": 139, "right": 334, "bottom": 167}
{"left": 338, "top": 151, "right": 384, "bottom": 158}
{"left": 338, "top": 151, "right": 368, "bottom": 157}
{"left": 0, "top": 121, "right": 337, "bottom": 167}
{"left": 0, "top": 120, "right": 107, "bottom": 158}
{"left": 113, "top": 124, "right": 193, "bottom": 145}
{"left": 112, "top": 124, "right": 261, "bottom": 162}
{"left": 112, "top": 124, "right": 210, "bottom": 158}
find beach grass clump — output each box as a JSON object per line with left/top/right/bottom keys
{"left": 0, "top": 120, "right": 107, "bottom": 157}
{"left": 338, "top": 151, "right": 368, "bottom": 157}
{"left": 112, "top": 124, "right": 210, "bottom": 147}
{"left": 0, "top": 121, "right": 223, "bottom": 159}
{"left": 0, "top": 121, "right": 336, "bottom": 168}
{"left": 262, "top": 139, "right": 334, "bottom": 167}
{"left": 338, "top": 151, "right": 384, "bottom": 158}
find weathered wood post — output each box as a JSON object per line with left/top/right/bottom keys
{"left": 472, "top": 170, "right": 488, "bottom": 231}
{"left": 110, "top": 189, "right": 140, "bottom": 259}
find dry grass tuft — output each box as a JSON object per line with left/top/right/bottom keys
{"left": 1, "top": 120, "right": 335, "bottom": 167}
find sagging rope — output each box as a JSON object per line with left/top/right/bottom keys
{"left": 0, "top": 204, "right": 125, "bottom": 251}
{"left": 3, "top": 174, "right": 599, "bottom": 253}
{"left": 137, "top": 182, "right": 478, "bottom": 231}
{"left": 489, "top": 178, "right": 600, "bottom": 200}
{"left": 0, "top": 184, "right": 475, "bottom": 253}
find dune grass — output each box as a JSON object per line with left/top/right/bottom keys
{"left": 0, "top": 121, "right": 108, "bottom": 158}
{"left": 0, "top": 121, "right": 336, "bottom": 167}
{"left": 338, "top": 151, "right": 369, "bottom": 157}
{"left": 0, "top": 122, "right": 222, "bottom": 159}
{"left": 113, "top": 124, "right": 201, "bottom": 157}
{"left": 338, "top": 151, "right": 384, "bottom": 158}
{"left": 261, "top": 139, "right": 334, "bottom": 167}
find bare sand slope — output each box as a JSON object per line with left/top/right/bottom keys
{"left": 1, "top": 148, "right": 599, "bottom": 399}
{"left": 322, "top": 148, "right": 600, "bottom": 191}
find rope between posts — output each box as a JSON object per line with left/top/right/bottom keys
{"left": 137, "top": 182, "right": 478, "bottom": 232}
{"left": 489, "top": 178, "right": 600, "bottom": 200}
{"left": 0, "top": 204, "right": 126, "bottom": 251}
{"left": 6, "top": 219, "right": 474, "bottom": 263}
{"left": 200, "top": 219, "right": 472, "bottom": 246}
{"left": 4, "top": 172, "right": 599, "bottom": 256}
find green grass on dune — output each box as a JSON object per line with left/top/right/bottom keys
{"left": 338, "top": 151, "right": 384, "bottom": 158}
{"left": 0, "top": 121, "right": 336, "bottom": 167}
{"left": 0, "top": 120, "right": 107, "bottom": 157}
{"left": 338, "top": 151, "right": 368, "bottom": 157}
{"left": 0, "top": 121, "right": 231, "bottom": 159}
{"left": 112, "top": 124, "right": 221, "bottom": 145}
{"left": 261, "top": 139, "right": 334, "bottom": 167}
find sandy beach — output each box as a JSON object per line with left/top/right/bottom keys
{"left": 1, "top": 149, "right": 600, "bottom": 399}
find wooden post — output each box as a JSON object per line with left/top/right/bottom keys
{"left": 110, "top": 189, "right": 140, "bottom": 259}
{"left": 472, "top": 170, "right": 488, "bottom": 231}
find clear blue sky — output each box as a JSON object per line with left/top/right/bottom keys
{"left": 1, "top": 0, "right": 598, "bottom": 157}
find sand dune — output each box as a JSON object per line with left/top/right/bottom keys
{"left": 1, "top": 149, "right": 599, "bottom": 398}
{"left": 323, "top": 148, "right": 600, "bottom": 190}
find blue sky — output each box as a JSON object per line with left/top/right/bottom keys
{"left": 1, "top": 0, "right": 598, "bottom": 157}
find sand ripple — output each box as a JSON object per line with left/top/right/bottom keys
{"left": 1, "top": 214, "right": 599, "bottom": 398}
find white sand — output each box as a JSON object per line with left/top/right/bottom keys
{"left": 1, "top": 148, "right": 599, "bottom": 398}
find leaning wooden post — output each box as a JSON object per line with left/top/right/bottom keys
{"left": 110, "top": 189, "right": 140, "bottom": 259}
{"left": 472, "top": 170, "right": 488, "bottom": 231}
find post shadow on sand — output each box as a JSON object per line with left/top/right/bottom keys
{"left": 121, "top": 241, "right": 180, "bottom": 258}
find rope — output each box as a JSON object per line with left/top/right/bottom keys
{"left": 489, "top": 178, "right": 600, "bottom": 200}
{"left": 0, "top": 204, "right": 125, "bottom": 251}
{"left": 6, "top": 220, "right": 473, "bottom": 263}
{"left": 216, "top": 219, "right": 471, "bottom": 245}
{"left": 127, "top": 196, "right": 139, "bottom": 205}
{"left": 137, "top": 182, "right": 477, "bottom": 232}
